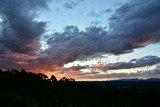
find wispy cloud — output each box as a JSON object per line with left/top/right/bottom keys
{"left": 88, "top": 9, "right": 111, "bottom": 17}
{"left": 63, "top": 0, "right": 85, "bottom": 9}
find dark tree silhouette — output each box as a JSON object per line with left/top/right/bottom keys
{"left": 11, "top": 69, "right": 19, "bottom": 73}
{"left": 59, "top": 77, "right": 69, "bottom": 81}
{"left": 38, "top": 73, "right": 48, "bottom": 80}
{"left": 69, "top": 78, "right": 75, "bottom": 82}
{"left": 21, "top": 69, "right": 26, "bottom": 73}
{"left": 50, "top": 75, "right": 57, "bottom": 81}
{"left": 6, "top": 69, "right": 11, "bottom": 72}
{"left": 0, "top": 69, "right": 159, "bottom": 107}
{"left": 59, "top": 77, "right": 75, "bottom": 82}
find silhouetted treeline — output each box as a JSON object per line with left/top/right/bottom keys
{"left": 0, "top": 69, "right": 75, "bottom": 82}
{"left": 0, "top": 69, "right": 160, "bottom": 107}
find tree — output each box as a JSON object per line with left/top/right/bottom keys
{"left": 12, "top": 69, "right": 19, "bottom": 73}
{"left": 21, "top": 69, "right": 26, "bottom": 73}
{"left": 50, "top": 75, "right": 57, "bottom": 81}
{"left": 37, "top": 73, "right": 48, "bottom": 80}
{"left": 69, "top": 78, "right": 75, "bottom": 82}
{"left": 59, "top": 77, "right": 69, "bottom": 82}
{"left": 59, "top": 77, "right": 75, "bottom": 82}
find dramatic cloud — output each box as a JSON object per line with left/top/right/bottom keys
{"left": 0, "top": 0, "right": 48, "bottom": 55}
{"left": 0, "top": 0, "right": 160, "bottom": 80}
{"left": 108, "top": 0, "right": 160, "bottom": 51}
{"left": 42, "top": 26, "right": 108, "bottom": 67}
{"left": 41, "top": 0, "right": 160, "bottom": 69}
{"left": 0, "top": 0, "right": 49, "bottom": 70}
{"left": 63, "top": 0, "right": 85, "bottom": 9}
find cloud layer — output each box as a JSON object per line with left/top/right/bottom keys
{"left": 62, "top": 56, "right": 160, "bottom": 73}
{"left": 107, "top": 56, "right": 160, "bottom": 70}
{"left": 0, "top": 0, "right": 160, "bottom": 80}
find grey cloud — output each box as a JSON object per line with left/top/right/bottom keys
{"left": 42, "top": 0, "right": 160, "bottom": 67}
{"left": 79, "top": 66, "right": 160, "bottom": 80}
{"left": 61, "top": 56, "right": 160, "bottom": 73}
{"left": 107, "top": 56, "right": 160, "bottom": 70}
{"left": 89, "top": 20, "right": 102, "bottom": 26}
{"left": 62, "top": 63, "right": 160, "bottom": 80}
{"left": 63, "top": 0, "right": 85, "bottom": 9}
{"left": 88, "top": 10, "right": 101, "bottom": 17}
{"left": 88, "top": 9, "right": 111, "bottom": 17}
{"left": 0, "top": 0, "right": 48, "bottom": 55}
{"left": 43, "top": 26, "right": 108, "bottom": 66}
{"left": 1, "top": 0, "right": 160, "bottom": 78}
{"left": 101, "top": 9, "right": 111, "bottom": 14}
{"left": 62, "top": 64, "right": 107, "bottom": 72}
{"left": 0, "top": 0, "right": 50, "bottom": 71}
{"left": 62, "top": 65, "right": 89, "bottom": 71}
{"left": 108, "top": 0, "right": 160, "bottom": 49}
{"left": 68, "top": 70, "right": 99, "bottom": 76}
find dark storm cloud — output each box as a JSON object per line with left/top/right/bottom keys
{"left": 0, "top": 0, "right": 48, "bottom": 55}
{"left": 63, "top": 0, "right": 85, "bottom": 9}
{"left": 107, "top": 56, "right": 160, "bottom": 70}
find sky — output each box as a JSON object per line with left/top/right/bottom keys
{"left": 0, "top": 0, "right": 160, "bottom": 81}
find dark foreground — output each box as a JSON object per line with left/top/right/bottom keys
{"left": 0, "top": 70, "right": 160, "bottom": 107}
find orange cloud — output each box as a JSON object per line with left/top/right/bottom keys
{"left": 11, "top": 53, "right": 39, "bottom": 60}
{"left": 135, "top": 38, "right": 153, "bottom": 47}
{"left": 96, "top": 63, "right": 107, "bottom": 71}
{"left": 14, "top": 61, "right": 28, "bottom": 65}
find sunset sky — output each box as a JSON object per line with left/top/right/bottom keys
{"left": 0, "top": 0, "right": 160, "bottom": 81}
